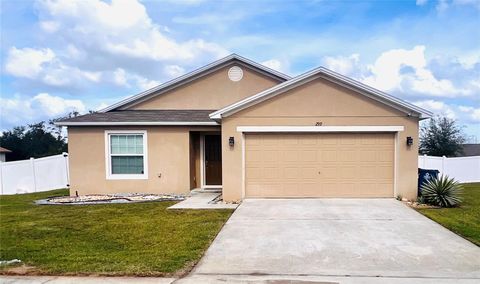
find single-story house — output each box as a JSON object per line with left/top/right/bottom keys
{"left": 57, "top": 54, "right": 432, "bottom": 202}
{"left": 461, "top": 144, "right": 480, "bottom": 157}
{"left": 0, "top": 147, "right": 11, "bottom": 162}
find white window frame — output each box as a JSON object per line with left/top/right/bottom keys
{"left": 105, "top": 130, "right": 148, "bottom": 180}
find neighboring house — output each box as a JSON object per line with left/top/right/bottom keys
{"left": 0, "top": 147, "right": 11, "bottom": 162}
{"left": 57, "top": 54, "right": 432, "bottom": 202}
{"left": 461, "top": 144, "right": 480, "bottom": 157}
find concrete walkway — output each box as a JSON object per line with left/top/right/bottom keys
{"left": 180, "top": 198, "right": 480, "bottom": 283}
{"left": 168, "top": 191, "right": 238, "bottom": 209}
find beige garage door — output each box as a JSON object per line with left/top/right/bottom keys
{"left": 245, "top": 133, "right": 394, "bottom": 198}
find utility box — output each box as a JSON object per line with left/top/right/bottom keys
{"left": 418, "top": 168, "right": 440, "bottom": 196}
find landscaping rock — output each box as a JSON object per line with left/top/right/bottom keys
{"left": 0, "top": 259, "right": 22, "bottom": 266}
{"left": 36, "top": 193, "right": 185, "bottom": 205}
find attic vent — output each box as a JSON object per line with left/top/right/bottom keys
{"left": 228, "top": 66, "right": 243, "bottom": 82}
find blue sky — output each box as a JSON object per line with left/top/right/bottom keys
{"left": 1, "top": 0, "right": 479, "bottom": 140}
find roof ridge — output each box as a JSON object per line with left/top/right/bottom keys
{"left": 99, "top": 54, "right": 291, "bottom": 113}
{"left": 210, "top": 65, "right": 432, "bottom": 120}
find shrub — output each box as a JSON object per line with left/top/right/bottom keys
{"left": 420, "top": 175, "right": 463, "bottom": 207}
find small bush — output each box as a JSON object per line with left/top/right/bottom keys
{"left": 416, "top": 195, "right": 426, "bottom": 204}
{"left": 420, "top": 175, "right": 463, "bottom": 207}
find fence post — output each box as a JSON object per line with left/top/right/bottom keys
{"left": 423, "top": 154, "right": 427, "bottom": 168}
{"left": 63, "top": 152, "right": 70, "bottom": 188}
{"left": 0, "top": 162, "right": 3, "bottom": 195}
{"left": 442, "top": 155, "right": 446, "bottom": 175}
{"left": 30, "top": 157, "right": 37, "bottom": 193}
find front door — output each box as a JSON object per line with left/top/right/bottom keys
{"left": 204, "top": 135, "right": 222, "bottom": 186}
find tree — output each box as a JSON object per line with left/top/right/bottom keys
{"left": 0, "top": 111, "right": 81, "bottom": 161}
{"left": 419, "top": 116, "right": 465, "bottom": 157}
{"left": 0, "top": 122, "right": 67, "bottom": 161}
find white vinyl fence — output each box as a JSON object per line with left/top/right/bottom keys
{"left": 418, "top": 155, "right": 480, "bottom": 183}
{"left": 0, "top": 153, "right": 69, "bottom": 195}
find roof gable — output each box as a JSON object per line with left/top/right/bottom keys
{"left": 233, "top": 78, "right": 409, "bottom": 119}
{"left": 126, "top": 63, "right": 282, "bottom": 111}
{"left": 210, "top": 67, "right": 432, "bottom": 120}
{"left": 100, "top": 54, "right": 290, "bottom": 113}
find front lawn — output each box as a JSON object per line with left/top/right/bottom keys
{"left": 416, "top": 182, "right": 480, "bottom": 246}
{"left": 0, "top": 189, "right": 233, "bottom": 276}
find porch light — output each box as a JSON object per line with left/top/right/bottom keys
{"left": 229, "top": 136, "right": 235, "bottom": 147}
{"left": 406, "top": 136, "right": 413, "bottom": 146}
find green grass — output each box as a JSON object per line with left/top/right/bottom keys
{"left": 416, "top": 183, "right": 480, "bottom": 246}
{"left": 0, "top": 189, "right": 233, "bottom": 276}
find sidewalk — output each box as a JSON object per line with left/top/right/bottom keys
{"left": 0, "top": 276, "right": 175, "bottom": 284}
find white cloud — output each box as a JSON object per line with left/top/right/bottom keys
{"left": 323, "top": 46, "right": 472, "bottom": 98}
{"left": 135, "top": 76, "right": 160, "bottom": 90}
{"left": 0, "top": 93, "right": 86, "bottom": 127}
{"left": 164, "top": 65, "right": 185, "bottom": 78}
{"left": 436, "top": 0, "right": 450, "bottom": 12}
{"left": 323, "top": 54, "right": 360, "bottom": 75}
{"left": 435, "top": 0, "right": 480, "bottom": 12}
{"left": 40, "top": 20, "right": 60, "bottom": 32}
{"left": 3, "top": 0, "right": 228, "bottom": 90}
{"left": 5, "top": 47, "right": 55, "bottom": 79}
{"left": 413, "top": 100, "right": 480, "bottom": 123}
{"left": 110, "top": 68, "right": 160, "bottom": 89}
{"left": 34, "top": 93, "right": 86, "bottom": 116}
{"left": 261, "top": 59, "right": 285, "bottom": 72}
{"left": 95, "top": 102, "right": 110, "bottom": 111}
{"left": 361, "top": 46, "right": 470, "bottom": 97}
{"left": 5, "top": 46, "right": 101, "bottom": 87}
{"left": 459, "top": 106, "right": 474, "bottom": 112}
{"left": 322, "top": 47, "right": 480, "bottom": 134}
{"left": 37, "top": 0, "right": 228, "bottom": 62}
{"left": 113, "top": 68, "right": 128, "bottom": 86}
{"left": 413, "top": 100, "right": 457, "bottom": 118}
{"left": 470, "top": 108, "right": 480, "bottom": 121}
{"left": 416, "top": 0, "right": 429, "bottom": 6}
{"left": 454, "top": 0, "right": 480, "bottom": 10}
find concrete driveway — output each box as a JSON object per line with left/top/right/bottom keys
{"left": 182, "top": 199, "right": 480, "bottom": 283}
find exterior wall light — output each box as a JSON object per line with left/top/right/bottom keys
{"left": 406, "top": 136, "right": 413, "bottom": 146}
{"left": 229, "top": 136, "right": 235, "bottom": 147}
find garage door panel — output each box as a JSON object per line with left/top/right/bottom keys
{"left": 339, "top": 150, "right": 357, "bottom": 162}
{"left": 245, "top": 133, "right": 394, "bottom": 198}
{"left": 321, "top": 150, "right": 337, "bottom": 161}
{"left": 376, "top": 165, "right": 394, "bottom": 179}
{"left": 246, "top": 167, "right": 262, "bottom": 179}
{"left": 301, "top": 167, "right": 318, "bottom": 179}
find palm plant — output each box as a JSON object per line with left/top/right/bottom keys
{"left": 420, "top": 175, "right": 463, "bottom": 207}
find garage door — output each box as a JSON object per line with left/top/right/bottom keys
{"left": 245, "top": 133, "right": 394, "bottom": 198}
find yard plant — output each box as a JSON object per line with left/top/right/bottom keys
{"left": 417, "top": 183, "right": 480, "bottom": 246}
{"left": 420, "top": 175, "right": 462, "bottom": 208}
{"left": 0, "top": 189, "right": 233, "bottom": 276}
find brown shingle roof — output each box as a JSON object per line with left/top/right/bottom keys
{"left": 461, "top": 144, "right": 480, "bottom": 157}
{"left": 55, "top": 110, "right": 217, "bottom": 126}
{"left": 0, "top": 147, "right": 11, "bottom": 153}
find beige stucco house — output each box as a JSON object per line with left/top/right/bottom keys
{"left": 57, "top": 54, "right": 431, "bottom": 202}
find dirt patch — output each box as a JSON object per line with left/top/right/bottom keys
{"left": 0, "top": 264, "right": 38, "bottom": 275}
{"left": 403, "top": 200, "right": 440, "bottom": 209}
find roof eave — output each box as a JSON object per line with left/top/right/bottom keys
{"left": 55, "top": 121, "right": 219, "bottom": 126}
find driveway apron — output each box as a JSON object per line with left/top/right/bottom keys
{"left": 191, "top": 199, "right": 480, "bottom": 280}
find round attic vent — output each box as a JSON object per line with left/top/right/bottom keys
{"left": 228, "top": 66, "right": 243, "bottom": 82}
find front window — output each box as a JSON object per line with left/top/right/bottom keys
{"left": 106, "top": 131, "right": 147, "bottom": 179}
